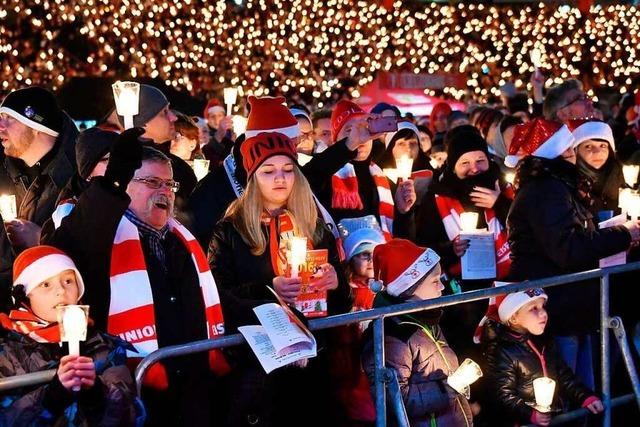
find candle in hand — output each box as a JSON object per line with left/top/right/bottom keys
{"left": 622, "top": 165, "right": 639, "bottom": 188}
{"left": 460, "top": 212, "right": 479, "bottom": 232}
{"left": 0, "top": 195, "right": 17, "bottom": 221}
{"left": 288, "top": 237, "right": 307, "bottom": 279}
{"left": 58, "top": 305, "right": 89, "bottom": 392}
{"left": 530, "top": 48, "right": 542, "bottom": 70}
{"left": 533, "top": 377, "right": 556, "bottom": 412}
{"left": 383, "top": 168, "right": 399, "bottom": 184}
{"left": 224, "top": 87, "right": 238, "bottom": 116}
{"left": 112, "top": 81, "right": 140, "bottom": 130}
{"left": 395, "top": 155, "right": 413, "bottom": 182}
{"left": 192, "top": 159, "right": 210, "bottom": 181}
{"left": 446, "top": 358, "right": 483, "bottom": 396}
{"left": 627, "top": 192, "right": 640, "bottom": 221}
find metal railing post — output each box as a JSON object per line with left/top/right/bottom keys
{"left": 387, "top": 369, "right": 410, "bottom": 427}
{"left": 608, "top": 317, "right": 640, "bottom": 410}
{"left": 373, "top": 316, "right": 386, "bottom": 427}
{"left": 600, "top": 273, "right": 611, "bottom": 427}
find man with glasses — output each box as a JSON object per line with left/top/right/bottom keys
{"left": 543, "top": 79, "right": 596, "bottom": 123}
{"left": 46, "top": 129, "right": 230, "bottom": 426}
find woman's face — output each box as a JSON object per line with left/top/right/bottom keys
{"left": 351, "top": 251, "right": 374, "bottom": 279}
{"left": 254, "top": 155, "right": 295, "bottom": 211}
{"left": 418, "top": 131, "right": 432, "bottom": 153}
{"left": 409, "top": 264, "right": 444, "bottom": 301}
{"left": 392, "top": 136, "right": 419, "bottom": 161}
{"left": 576, "top": 139, "right": 610, "bottom": 170}
{"left": 454, "top": 150, "right": 489, "bottom": 179}
{"left": 170, "top": 134, "right": 197, "bottom": 160}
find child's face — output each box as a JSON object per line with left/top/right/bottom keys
{"left": 410, "top": 264, "right": 444, "bottom": 301}
{"left": 351, "top": 251, "right": 374, "bottom": 279}
{"left": 509, "top": 298, "right": 548, "bottom": 335}
{"left": 28, "top": 269, "right": 80, "bottom": 322}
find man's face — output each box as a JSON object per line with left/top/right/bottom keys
{"left": 297, "top": 118, "right": 314, "bottom": 154}
{"left": 207, "top": 110, "right": 225, "bottom": 129}
{"left": 0, "top": 113, "right": 35, "bottom": 159}
{"left": 556, "top": 89, "right": 595, "bottom": 122}
{"left": 126, "top": 161, "right": 176, "bottom": 230}
{"left": 314, "top": 118, "right": 332, "bottom": 148}
{"left": 143, "top": 106, "right": 177, "bottom": 143}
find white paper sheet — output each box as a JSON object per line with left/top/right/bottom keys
{"left": 460, "top": 230, "right": 497, "bottom": 280}
{"left": 598, "top": 214, "right": 627, "bottom": 268}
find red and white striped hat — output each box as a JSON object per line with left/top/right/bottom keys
{"left": 13, "top": 245, "right": 85, "bottom": 298}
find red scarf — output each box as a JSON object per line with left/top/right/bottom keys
{"left": 350, "top": 278, "right": 375, "bottom": 312}
{"left": 434, "top": 194, "right": 511, "bottom": 279}
{"left": 331, "top": 163, "right": 394, "bottom": 240}
{"left": 0, "top": 308, "right": 61, "bottom": 343}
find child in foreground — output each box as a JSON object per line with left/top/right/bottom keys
{"left": 0, "top": 245, "right": 138, "bottom": 426}
{"left": 479, "top": 284, "right": 603, "bottom": 426}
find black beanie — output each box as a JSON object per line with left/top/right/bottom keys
{"left": 75, "top": 127, "right": 119, "bottom": 179}
{"left": 445, "top": 125, "right": 489, "bottom": 168}
{"left": 116, "top": 84, "right": 168, "bottom": 128}
{"left": 0, "top": 87, "right": 63, "bottom": 137}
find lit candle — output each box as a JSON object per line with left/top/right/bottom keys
{"left": 224, "top": 87, "right": 238, "bottom": 116}
{"left": 112, "top": 81, "right": 140, "bottom": 130}
{"left": 619, "top": 188, "right": 633, "bottom": 216}
{"left": 192, "top": 158, "right": 210, "bottom": 181}
{"left": 627, "top": 193, "right": 640, "bottom": 221}
{"left": 288, "top": 236, "right": 307, "bottom": 279}
{"left": 395, "top": 155, "right": 414, "bottom": 182}
{"left": 505, "top": 172, "right": 515, "bottom": 185}
{"left": 383, "top": 168, "right": 399, "bottom": 184}
{"left": 460, "top": 212, "right": 479, "bottom": 232}
{"left": 0, "top": 194, "right": 17, "bottom": 221}
{"left": 232, "top": 115, "right": 248, "bottom": 135}
{"left": 533, "top": 377, "right": 556, "bottom": 412}
{"left": 622, "top": 165, "right": 639, "bottom": 188}
{"left": 446, "top": 358, "right": 483, "bottom": 396}
{"left": 530, "top": 48, "right": 542, "bottom": 70}
{"left": 58, "top": 305, "right": 89, "bottom": 392}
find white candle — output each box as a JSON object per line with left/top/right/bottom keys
{"left": 446, "top": 358, "right": 483, "bottom": 395}
{"left": 622, "top": 165, "right": 639, "bottom": 188}
{"left": 58, "top": 305, "right": 89, "bottom": 391}
{"left": 288, "top": 236, "right": 307, "bottom": 279}
{"left": 0, "top": 194, "right": 17, "bottom": 221}
{"left": 232, "top": 115, "right": 248, "bottom": 135}
{"left": 627, "top": 193, "right": 640, "bottom": 221}
{"left": 505, "top": 172, "right": 516, "bottom": 185}
{"left": 224, "top": 87, "right": 238, "bottom": 116}
{"left": 395, "top": 155, "right": 414, "bottom": 182}
{"left": 112, "top": 81, "right": 140, "bottom": 130}
{"left": 383, "top": 168, "right": 399, "bottom": 184}
{"left": 192, "top": 158, "right": 210, "bottom": 181}
{"left": 530, "top": 48, "right": 542, "bottom": 70}
{"left": 533, "top": 377, "right": 556, "bottom": 411}
{"left": 619, "top": 188, "right": 633, "bottom": 216}
{"left": 460, "top": 212, "right": 479, "bottom": 232}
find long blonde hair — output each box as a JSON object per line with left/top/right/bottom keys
{"left": 224, "top": 165, "right": 318, "bottom": 255}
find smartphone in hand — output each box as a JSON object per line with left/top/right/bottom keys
{"left": 367, "top": 116, "right": 398, "bottom": 134}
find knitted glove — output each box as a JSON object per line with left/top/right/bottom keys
{"left": 104, "top": 127, "right": 145, "bottom": 189}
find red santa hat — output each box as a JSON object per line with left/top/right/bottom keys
{"left": 504, "top": 118, "right": 575, "bottom": 168}
{"left": 13, "top": 245, "right": 85, "bottom": 299}
{"left": 245, "top": 96, "right": 299, "bottom": 139}
{"left": 203, "top": 99, "right": 225, "bottom": 118}
{"left": 473, "top": 282, "right": 547, "bottom": 343}
{"left": 331, "top": 100, "right": 368, "bottom": 142}
{"left": 373, "top": 239, "right": 440, "bottom": 297}
{"left": 567, "top": 119, "right": 615, "bottom": 150}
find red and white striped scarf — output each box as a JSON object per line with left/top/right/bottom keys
{"left": 434, "top": 194, "right": 511, "bottom": 279}
{"left": 109, "top": 216, "right": 229, "bottom": 387}
{"left": 331, "top": 163, "right": 394, "bottom": 240}
{"left": 0, "top": 308, "right": 61, "bottom": 343}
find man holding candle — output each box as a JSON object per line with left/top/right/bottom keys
{"left": 202, "top": 98, "right": 235, "bottom": 168}
{"left": 0, "top": 86, "right": 78, "bottom": 251}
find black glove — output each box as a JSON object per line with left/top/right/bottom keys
{"left": 104, "top": 127, "right": 145, "bottom": 189}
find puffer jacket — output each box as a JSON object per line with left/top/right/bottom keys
{"left": 0, "top": 328, "right": 138, "bottom": 426}
{"left": 481, "top": 320, "right": 595, "bottom": 427}
{"left": 507, "top": 156, "right": 631, "bottom": 335}
{"left": 361, "top": 293, "right": 473, "bottom": 427}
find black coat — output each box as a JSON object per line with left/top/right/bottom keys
{"left": 42, "top": 178, "right": 224, "bottom": 427}
{"left": 507, "top": 157, "right": 631, "bottom": 335}
{"left": 482, "top": 320, "right": 594, "bottom": 426}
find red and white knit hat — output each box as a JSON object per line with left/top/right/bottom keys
{"left": 13, "top": 245, "right": 85, "bottom": 298}
{"left": 331, "top": 100, "right": 368, "bottom": 142}
{"left": 567, "top": 119, "right": 615, "bottom": 150}
{"left": 474, "top": 282, "right": 547, "bottom": 343}
{"left": 240, "top": 132, "right": 298, "bottom": 178}
{"left": 504, "top": 118, "right": 575, "bottom": 168}
{"left": 245, "top": 96, "right": 299, "bottom": 139}
{"left": 373, "top": 239, "right": 440, "bottom": 297}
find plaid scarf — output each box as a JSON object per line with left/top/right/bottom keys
{"left": 124, "top": 209, "right": 169, "bottom": 265}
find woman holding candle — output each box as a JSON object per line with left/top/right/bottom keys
{"left": 208, "top": 132, "right": 350, "bottom": 426}
{"left": 478, "top": 285, "right": 603, "bottom": 426}
{"left": 378, "top": 121, "right": 433, "bottom": 174}
{"left": 0, "top": 245, "right": 138, "bottom": 426}
{"left": 361, "top": 239, "right": 473, "bottom": 427}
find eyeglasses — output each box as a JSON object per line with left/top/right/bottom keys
{"left": 132, "top": 176, "right": 180, "bottom": 193}
{"left": 558, "top": 93, "right": 591, "bottom": 110}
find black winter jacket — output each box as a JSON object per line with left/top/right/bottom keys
{"left": 482, "top": 320, "right": 594, "bottom": 426}
{"left": 507, "top": 157, "right": 631, "bottom": 334}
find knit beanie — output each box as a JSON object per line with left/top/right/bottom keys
{"left": 0, "top": 87, "right": 63, "bottom": 137}
{"left": 13, "top": 245, "right": 85, "bottom": 299}
{"left": 117, "top": 84, "right": 168, "bottom": 128}
{"left": 445, "top": 125, "right": 490, "bottom": 168}
{"left": 245, "top": 96, "right": 299, "bottom": 139}
{"left": 241, "top": 132, "right": 298, "bottom": 178}
{"left": 373, "top": 239, "right": 440, "bottom": 297}
{"left": 75, "top": 127, "right": 119, "bottom": 179}
{"left": 331, "top": 100, "right": 368, "bottom": 142}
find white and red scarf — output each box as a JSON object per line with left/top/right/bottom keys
{"left": 0, "top": 308, "right": 62, "bottom": 343}
{"left": 434, "top": 194, "right": 511, "bottom": 279}
{"left": 331, "top": 162, "right": 394, "bottom": 240}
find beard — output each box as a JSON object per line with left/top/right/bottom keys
{"left": 4, "top": 126, "right": 34, "bottom": 159}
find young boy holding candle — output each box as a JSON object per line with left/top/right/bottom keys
{"left": 478, "top": 284, "right": 603, "bottom": 426}
{"left": 0, "top": 245, "right": 138, "bottom": 426}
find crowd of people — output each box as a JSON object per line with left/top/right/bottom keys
{"left": 2, "top": 1, "right": 640, "bottom": 107}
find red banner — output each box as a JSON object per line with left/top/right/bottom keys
{"left": 378, "top": 72, "right": 466, "bottom": 90}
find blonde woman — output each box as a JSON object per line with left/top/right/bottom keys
{"left": 208, "top": 132, "right": 350, "bottom": 427}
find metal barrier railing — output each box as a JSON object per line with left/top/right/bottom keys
{"left": 1, "top": 262, "right": 639, "bottom": 426}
